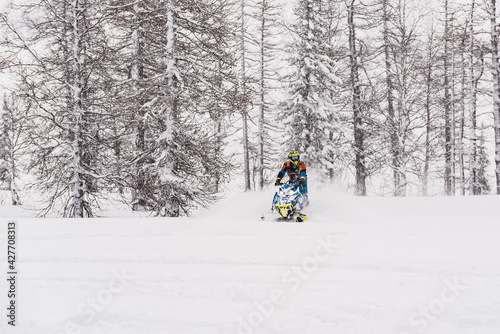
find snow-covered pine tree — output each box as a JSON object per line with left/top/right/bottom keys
{"left": 473, "top": 126, "right": 491, "bottom": 194}
{"left": 107, "top": 0, "right": 152, "bottom": 210}
{"left": 197, "top": 0, "right": 239, "bottom": 194}
{"left": 157, "top": 0, "right": 237, "bottom": 216}
{"left": 109, "top": 0, "right": 237, "bottom": 216}
{"left": 106, "top": 0, "right": 171, "bottom": 210}
{"left": 5, "top": 0, "right": 114, "bottom": 217}
{"left": 282, "top": 0, "right": 342, "bottom": 179}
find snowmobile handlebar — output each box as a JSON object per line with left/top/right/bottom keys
{"left": 275, "top": 179, "right": 301, "bottom": 187}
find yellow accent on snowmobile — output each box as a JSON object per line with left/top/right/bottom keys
{"left": 275, "top": 204, "right": 292, "bottom": 218}
{"left": 296, "top": 213, "right": 307, "bottom": 222}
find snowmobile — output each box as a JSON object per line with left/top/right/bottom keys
{"left": 271, "top": 180, "right": 306, "bottom": 222}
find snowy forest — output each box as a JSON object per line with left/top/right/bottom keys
{"left": 1, "top": 0, "right": 500, "bottom": 217}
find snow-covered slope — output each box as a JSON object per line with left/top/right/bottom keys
{"left": 1, "top": 187, "right": 499, "bottom": 334}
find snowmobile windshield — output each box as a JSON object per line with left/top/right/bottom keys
{"left": 279, "top": 185, "right": 294, "bottom": 196}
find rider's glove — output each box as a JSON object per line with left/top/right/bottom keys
{"left": 275, "top": 178, "right": 282, "bottom": 186}
{"left": 300, "top": 177, "right": 306, "bottom": 184}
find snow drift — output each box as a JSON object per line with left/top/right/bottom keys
{"left": 0, "top": 186, "right": 499, "bottom": 334}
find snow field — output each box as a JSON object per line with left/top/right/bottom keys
{"left": 0, "top": 187, "right": 499, "bottom": 334}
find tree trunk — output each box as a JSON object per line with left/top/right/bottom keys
{"left": 450, "top": 13, "right": 456, "bottom": 194}
{"left": 9, "top": 144, "right": 20, "bottom": 206}
{"left": 422, "top": 28, "right": 436, "bottom": 197}
{"left": 382, "top": 0, "right": 401, "bottom": 196}
{"left": 163, "top": 1, "right": 180, "bottom": 216}
{"left": 132, "top": 1, "right": 147, "bottom": 210}
{"left": 469, "top": 0, "right": 478, "bottom": 195}
{"left": 459, "top": 28, "right": 467, "bottom": 196}
{"left": 489, "top": 0, "right": 500, "bottom": 194}
{"left": 257, "top": 0, "right": 266, "bottom": 190}
{"left": 240, "top": 0, "right": 251, "bottom": 191}
{"left": 443, "top": 0, "right": 454, "bottom": 195}
{"left": 69, "top": 0, "right": 87, "bottom": 218}
{"left": 347, "top": 0, "right": 366, "bottom": 196}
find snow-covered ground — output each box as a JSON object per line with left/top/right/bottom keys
{"left": 1, "top": 186, "right": 500, "bottom": 334}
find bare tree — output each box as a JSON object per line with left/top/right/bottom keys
{"left": 488, "top": 0, "right": 500, "bottom": 194}
{"left": 347, "top": 0, "right": 366, "bottom": 195}
{"left": 3, "top": 0, "right": 114, "bottom": 217}
{"left": 442, "top": 0, "right": 455, "bottom": 195}
{"left": 419, "top": 25, "right": 440, "bottom": 196}
{"left": 253, "top": 0, "right": 281, "bottom": 189}
{"left": 468, "top": 0, "right": 485, "bottom": 195}
{"left": 0, "top": 93, "right": 27, "bottom": 205}
{"left": 381, "top": 0, "right": 401, "bottom": 196}
{"left": 239, "top": 0, "right": 252, "bottom": 191}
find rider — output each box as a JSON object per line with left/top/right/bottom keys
{"left": 275, "top": 151, "right": 309, "bottom": 204}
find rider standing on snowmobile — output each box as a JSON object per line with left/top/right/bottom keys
{"left": 275, "top": 151, "right": 309, "bottom": 204}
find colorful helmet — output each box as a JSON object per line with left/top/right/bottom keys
{"left": 288, "top": 150, "right": 300, "bottom": 165}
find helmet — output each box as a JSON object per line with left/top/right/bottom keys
{"left": 288, "top": 150, "right": 300, "bottom": 166}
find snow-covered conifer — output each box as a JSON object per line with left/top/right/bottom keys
{"left": 282, "top": 0, "right": 342, "bottom": 179}
{"left": 109, "top": 0, "right": 237, "bottom": 216}
{"left": 4, "top": 0, "right": 114, "bottom": 216}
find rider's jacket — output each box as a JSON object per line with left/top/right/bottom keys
{"left": 277, "top": 160, "right": 307, "bottom": 181}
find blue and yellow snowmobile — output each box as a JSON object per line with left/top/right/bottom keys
{"left": 271, "top": 180, "right": 306, "bottom": 222}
